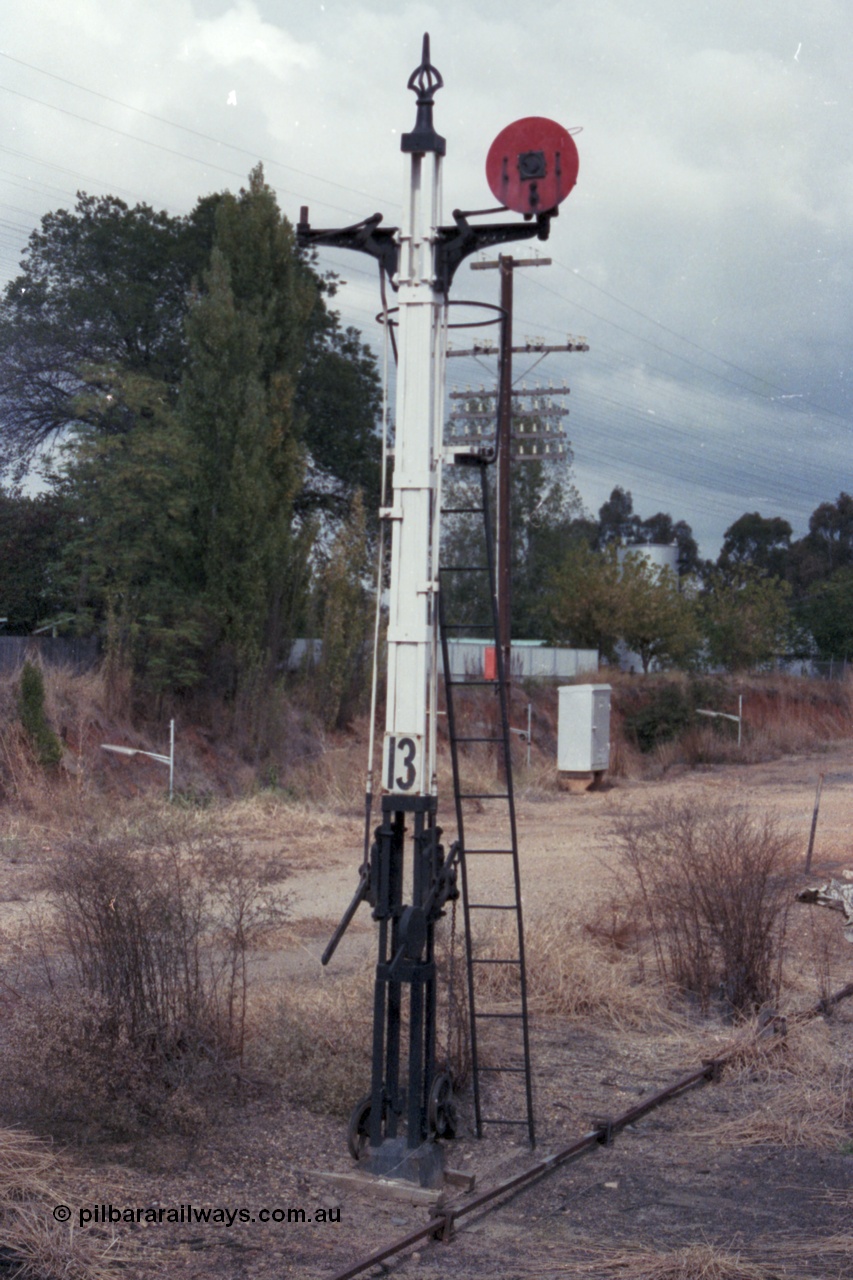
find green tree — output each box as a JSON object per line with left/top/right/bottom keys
{"left": 312, "top": 489, "right": 374, "bottom": 729}
{"left": 6, "top": 170, "right": 382, "bottom": 703}
{"left": 597, "top": 485, "right": 639, "bottom": 545}
{"left": 440, "top": 451, "right": 586, "bottom": 639}
{"left": 0, "top": 184, "right": 380, "bottom": 511}
{"left": 18, "top": 660, "right": 62, "bottom": 766}
{"left": 52, "top": 369, "right": 203, "bottom": 694}
{"left": 618, "top": 552, "right": 700, "bottom": 673}
{"left": 179, "top": 169, "right": 317, "bottom": 691}
{"left": 0, "top": 487, "right": 69, "bottom": 632}
{"left": 717, "top": 512, "right": 792, "bottom": 581}
{"left": 0, "top": 194, "right": 213, "bottom": 475}
{"left": 700, "top": 569, "right": 792, "bottom": 672}
{"left": 798, "top": 566, "right": 853, "bottom": 660}
{"left": 541, "top": 541, "right": 624, "bottom": 659}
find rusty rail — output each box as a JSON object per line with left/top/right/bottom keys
{"left": 325, "top": 1062, "right": 714, "bottom": 1280}
{"left": 323, "top": 979, "right": 853, "bottom": 1280}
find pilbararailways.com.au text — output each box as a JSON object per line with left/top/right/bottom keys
{"left": 60, "top": 1204, "right": 340, "bottom": 1228}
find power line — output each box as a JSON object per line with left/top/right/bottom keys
{"left": 0, "top": 51, "right": 398, "bottom": 212}
{"left": 550, "top": 258, "right": 851, "bottom": 424}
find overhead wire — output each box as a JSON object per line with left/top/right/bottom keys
{"left": 1, "top": 51, "right": 848, "bottom": 536}
{"left": 0, "top": 49, "right": 399, "bottom": 210}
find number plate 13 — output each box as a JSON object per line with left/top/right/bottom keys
{"left": 383, "top": 734, "right": 423, "bottom": 795}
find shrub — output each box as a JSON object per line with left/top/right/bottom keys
{"left": 1, "top": 817, "right": 287, "bottom": 1137}
{"left": 18, "top": 661, "right": 63, "bottom": 767}
{"left": 617, "top": 799, "right": 796, "bottom": 1014}
{"left": 621, "top": 682, "right": 693, "bottom": 753}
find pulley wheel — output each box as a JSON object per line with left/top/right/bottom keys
{"left": 347, "top": 1094, "right": 373, "bottom": 1161}
{"left": 427, "top": 1072, "right": 457, "bottom": 1139}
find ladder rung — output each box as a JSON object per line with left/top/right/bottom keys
{"left": 469, "top": 904, "right": 518, "bottom": 911}
{"left": 465, "top": 849, "right": 514, "bottom": 855}
{"left": 441, "top": 507, "right": 485, "bottom": 515}
{"left": 477, "top": 1012, "right": 523, "bottom": 1019}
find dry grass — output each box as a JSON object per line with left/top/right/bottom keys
{"left": 556, "top": 1242, "right": 793, "bottom": 1279}
{"left": 282, "top": 738, "right": 369, "bottom": 813}
{"left": 472, "top": 910, "right": 678, "bottom": 1031}
{"left": 249, "top": 975, "right": 374, "bottom": 1117}
{"left": 249, "top": 917, "right": 470, "bottom": 1117}
{"left": 0, "top": 1129, "right": 119, "bottom": 1280}
{"left": 0, "top": 808, "right": 289, "bottom": 1139}
{"left": 694, "top": 1018, "right": 853, "bottom": 1150}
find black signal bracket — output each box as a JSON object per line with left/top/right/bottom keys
{"left": 435, "top": 205, "right": 556, "bottom": 291}
{"left": 297, "top": 208, "right": 400, "bottom": 284}
{"left": 296, "top": 204, "right": 556, "bottom": 295}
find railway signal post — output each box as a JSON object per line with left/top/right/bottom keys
{"left": 298, "top": 35, "right": 577, "bottom": 1184}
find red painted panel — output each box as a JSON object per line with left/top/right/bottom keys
{"left": 486, "top": 117, "right": 579, "bottom": 215}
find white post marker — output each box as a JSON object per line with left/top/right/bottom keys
{"left": 696, "top": 696, "right": 743, "bottom": 747}
{"left": 101, "top": 718, "right": 175, "bottom": 800}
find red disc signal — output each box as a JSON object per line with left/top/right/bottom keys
{"left": 486, "top": 117, "right": 579, "bottom": 216}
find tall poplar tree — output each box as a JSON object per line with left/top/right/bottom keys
{"left": 179, "top": 167, "right": 317, "bottom": 693}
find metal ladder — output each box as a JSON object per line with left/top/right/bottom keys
{"left": 438, "top": 458, "right": 535, "bottom": 1147}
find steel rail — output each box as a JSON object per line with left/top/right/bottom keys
{"left": 324, "top": 1061, "right": 715, "bottom": 1280}
{"left": 322, "top": 976, "right": 853, "bottom": 1280}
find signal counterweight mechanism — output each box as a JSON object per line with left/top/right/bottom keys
{"left": 299, "top": 34, "right": 569, "bottom": 1187}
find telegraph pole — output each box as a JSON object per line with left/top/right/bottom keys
{"left": 471, "top": 254, "right": 551, "bottom": 686}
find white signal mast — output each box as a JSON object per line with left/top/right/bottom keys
{"left": 298, "top": 34, "right": 576, "bottom": 1184}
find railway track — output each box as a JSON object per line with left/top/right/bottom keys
{"left": 323, "top": 980, "right": 853, "bottom": 1280}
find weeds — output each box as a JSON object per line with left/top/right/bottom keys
{"left": 18, "top": 662, "right": 63, "bottom": 768}
{"left": 251, "top": 979, "right": 373, "bottom": 1117}
{"left": 564, "top": 1242, "right": 789, "bottom": 1279}
{"left": 0, "top": 814, "right": 287, "bottom": 1138}
{"left": 0, "top": 1128, "right": 119, "bottom": 1279}
{"left": 690, "top": 1016, "right": 853, "bottom": 1151}
{"left": 617, "top": 799, "right": 797, "bottom": 1014}
{"left": 472, "top": 910, "right": 676, "bottom": 1030}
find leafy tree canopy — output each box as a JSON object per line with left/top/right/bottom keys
{"left": 618, "top": 552, "right": 700, "bottom": 673}
{"left": 0, "top": 177, "right": 380, "bottom": 512}
{"left": 700, "top": 568, "right": 791, "bottom": 672}
{"left": 717, "top": 511, "right": 792, "bottom": 580}
{"left": 8, "top": 167, "right": 376, "bottom": 711}
{"left": 0, "top": 486, "right": 70, "bottom": 633}
{"left": 597, "top": 485, "right": 638, "bottom": 544}
{"left": 595, "top": 486, "right": 699, "bottom": 575}
{"left": 797, "top": 565, "right": 853, "bottom": 661}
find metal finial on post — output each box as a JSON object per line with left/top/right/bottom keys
{"left": 402, "top": 33, "right": 446, "bottom": 155}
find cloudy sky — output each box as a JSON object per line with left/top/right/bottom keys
{"left": 2, "top": 0, "right": 851, "bottom": 556}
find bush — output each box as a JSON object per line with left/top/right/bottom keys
{"left": 18, "top": 661, "right": 63, "bottom": 767}
{"left": 617, "top": 799, "right": 796, "bottom": 1014}
{"left": 621, "top": 682, "right": 693, "bottom": 753}
{"left": 1, "top": 816, "right": 287, "bottom": 1137}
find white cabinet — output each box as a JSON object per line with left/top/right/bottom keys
{"left": 557, "top": 684, "right": 611, "bottom": 773}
